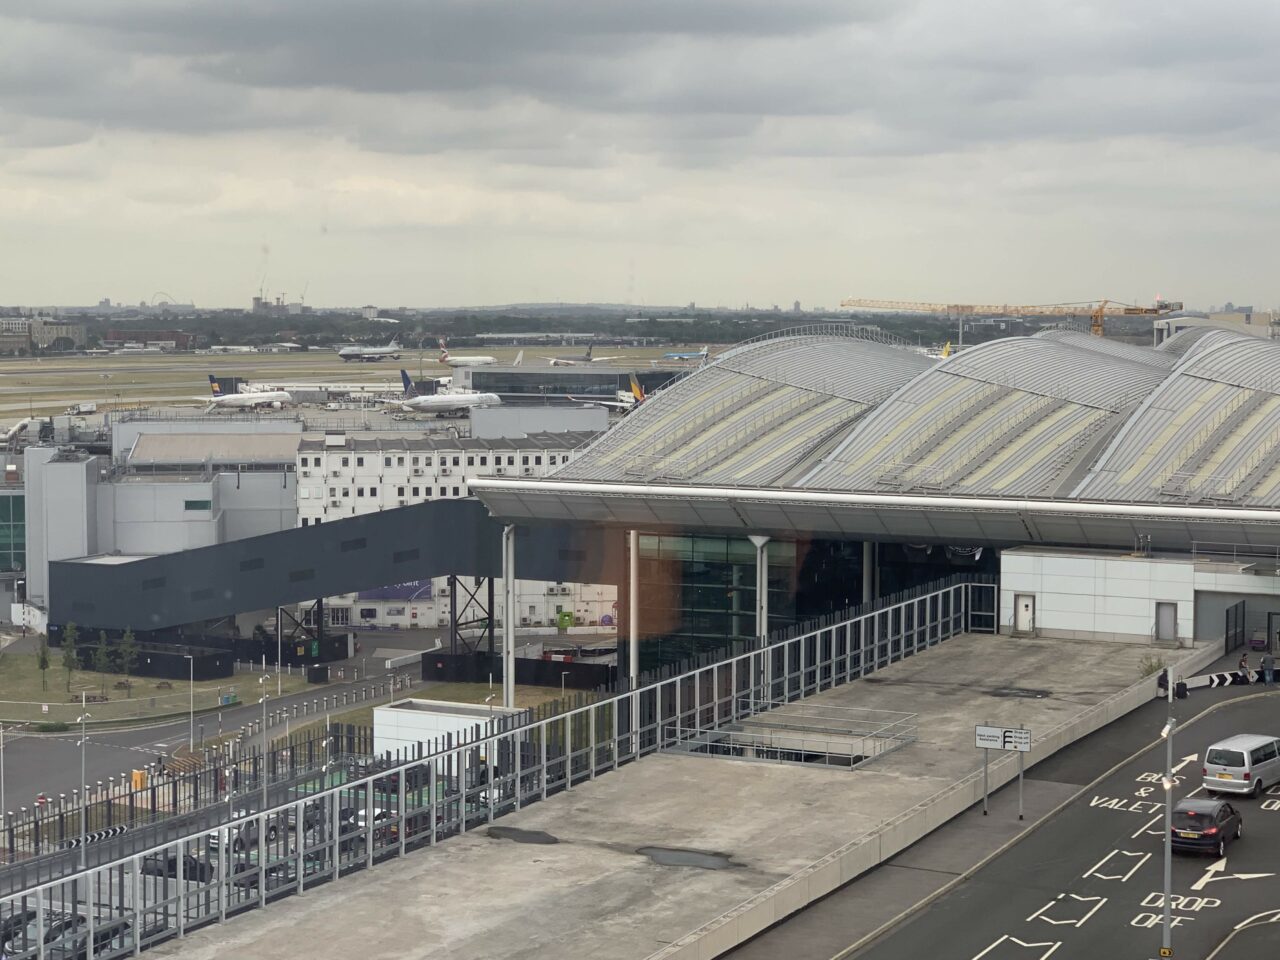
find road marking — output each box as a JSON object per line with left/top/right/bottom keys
{"left": 1131, "top": 814, "right": 1163, "bottom": 839}
{"left": 1025, "top": 894, "right": 1107, "bottom": 927}
{"left": 1082, "top": 850, "right": 1150, "bottom": 882}
{"left": 1190, "top": 857, "right": 1276, "bottom": 892}
{"left": 1234, "top": 908, "right": 1280, "bottom": 929}
{"left": 971, "top": 935, "right": 1062, "bottom": 959}
{"left": 1171, "top": 754, "right": 1199, "bottom": 775}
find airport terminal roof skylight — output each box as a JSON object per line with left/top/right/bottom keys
{"left": 548, "top": 324, "right": 1280, "bottom": 509}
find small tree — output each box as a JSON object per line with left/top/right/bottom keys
{"left": 61, "top": 622, "right": 80, "bottom": 692}
{"left": 93, "top": 631, "right": 112, "bottom": 698}
{"left": 118, "top": 628, "right": 138, "bottom": 698}
{"left": 37, "top": 635, "right": 50, "bottom": 691}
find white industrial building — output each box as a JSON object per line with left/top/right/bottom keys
{"left": 295, "top": 430, "right": 617, "bottom": 631}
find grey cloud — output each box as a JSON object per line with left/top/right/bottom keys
{"left": 3, "top": 0, "right": 1280, "bottom": 165}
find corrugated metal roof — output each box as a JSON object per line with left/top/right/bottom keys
{"left": 296, "top": 431, "right": 598, "bottom": 453}
{"left": 554, "top": 329, "right": 934, "bottom": 486}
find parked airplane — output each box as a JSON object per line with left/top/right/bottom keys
{"left": 662, "top": 345, "right": 710, "bottom": 362}
{"left": 338, "top": 338, "right": 401, "bottom": 362}
{"left": 538, "top": 344, "right": 626, "bottom": 366}
{"left": 390, "top": 370, "right": 501, "bottom": 415}
{"left": 204, "top": 376, "right": 292, "bottom": 411}
{"left": 438, "top": 339, "right": 497, "bottom": 367}
{"left": 570, "top": 374, "right": 647, "bottom": 411}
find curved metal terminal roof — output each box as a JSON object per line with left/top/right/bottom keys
{"left": 554, "top": 325, "right": 935, "bottom": 487}
{"left": 800, "top": 334, "right": 1167, "bottom": 497}
{"left": 513, "top": 326, "right": 1280, "bottom": 535}
{"left": 1073, "top": 332, "right": 1280, "bottom": 506}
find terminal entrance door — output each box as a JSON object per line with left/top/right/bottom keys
{"left": 1155, "top": 602, "right": 1177, "bottom": 644}
{"left": 1014, "top": 594, "right": 1035, "bottom": 633}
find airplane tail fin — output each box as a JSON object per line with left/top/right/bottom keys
{"left": 629, "top": 373, "right": 645, "bottom": 403}
{"left": 208, "top": 375, "right": 222, "bottom": 397}
{"left": 585, "top": 344, "right": 593, "bottom": 360}
{"left": 514, "top": 350, "right": 524, "bottom": 366}
{"left": 941, "top": 341, "right": 952, "bottom": 358}
{"left": 438, "top": 338, "right": 449, "bottom": 361}
{"left": 400, "top": 369, "right": 418, "bottom": 398}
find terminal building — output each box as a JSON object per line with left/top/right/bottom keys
{"left": 31, "top": 322, "right": 1280, "bottom": 686}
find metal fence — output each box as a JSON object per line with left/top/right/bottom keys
{"left": 0, "top": 579, "right": 994, "bottom": 960}
{"left": 0, "top": 679, "right": 409, "bottom": 878}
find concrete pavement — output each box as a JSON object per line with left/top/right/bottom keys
{"left": 143, "top": 632, "right": 1216, "bottom": 960}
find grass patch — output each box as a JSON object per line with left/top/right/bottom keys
{"left": 0, "top": 651, "right": 311, "bottom": 724}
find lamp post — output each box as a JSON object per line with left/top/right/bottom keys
{"left": 561, "top": 671, "right": 569, "bottom": 701}
{"left": 259, "top": 675, "right": 270, "bottom": 811}
{"left": 276, "top": 609, "right": 282, "bottom": 697}
{"left": 184, "top": 654, "right": 194, "bottom": 752}
{"left": 77, "top": 698, "right": 92, "bottom": 868}
{"left": 1160, "top": 674, "right": 1176, "bottom": 959}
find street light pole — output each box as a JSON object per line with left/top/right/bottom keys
{"left": 259, "top": 675, "right": 270, "bottom": 811}
{"left": 77, "top": 694, "right": 92, "bottom": 869}
{"left": 184, "top": 654, "right": 194, "bottom": 752}
{"left": 1161, "top": 673, "right": 1176, "bottom": 958}
{"left": 561, "top": 671, "right": 569, "bottom": 701}
{"left": 276, "top": 608, "right": 282, "bottom": 698}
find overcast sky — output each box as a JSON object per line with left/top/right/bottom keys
{"left": 2, "top": 0, "right": 1277, "bottom": 309}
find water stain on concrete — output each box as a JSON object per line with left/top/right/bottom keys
{"left": 989, "top": 686, "right": 1050, "bottom": 699}
{"left": 636, "top": 846, "right": 736, "bottom": 870}
{"left": 487, "top": 826, "right": 560, "bottom": 845}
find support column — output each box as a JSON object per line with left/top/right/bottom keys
{"left": 862, "top": 541, "right": 874, "bottom": 604}
{"left": 749, "top": 535, "right": 771, "bottom": 702}
{"left": 628, "top": 530, "right": 640, "bottom": 691}
{"left": 502, "top": 525, "right": 517, "bottom": 709}
{"left": 628, "top": 530, "right": 640, "bottom": 745}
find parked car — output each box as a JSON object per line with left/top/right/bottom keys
{"left": 207, "top": 813, "right": 280, "bottom": 853}
{"left": 44, "top": 918, "right": 168, "bottom": 960}
{"left": 141, "top": 851, "right": 214, "bottom": 883}
{"left": 1202, "top": 734, "right": 1280, "bottom": 797}
{"left": 1, "top": 912, "right": 84, "bottom": 957}
{"left": 229, "top": 860, "right": 298, "bottom": 892}
{"left": 0, "top": 912, "right": 36, "bottom": 950}
{"left": 1171, "top": 798, "right": 1242, "bottom": 857}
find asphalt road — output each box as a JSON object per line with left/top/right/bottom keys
{"left": 848, "top": 693, "right": 1280, "bottom": 960}
{"left": 0, "top": 659, "right": 411, "bottom": 813}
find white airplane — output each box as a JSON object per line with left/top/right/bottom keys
{"left": 338, "top": 338, "right": 401, "bottom": 362}
{"left": 538, "top": 344, "right": 626, "bottom": 366}
{"left": 662, "top": 345, "right": 710, "bottom": 362}
{"left": 204, "top": 376, "right": 292, "bottom": 411}
{"left": 389, "top": 369, "right": 501, "bottom": 415}
{"left": 438, "top": 339, "right": 497, "bottom": 367}
{"left": 570, "top": 374, "right": 647, "bottom": 412}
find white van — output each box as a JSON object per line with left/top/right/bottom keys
{"left": 1203, "top": 734, "right": 1280, "bottom": 797}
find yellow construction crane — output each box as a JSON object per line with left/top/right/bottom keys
{"left": 839, "top": 297, "right": 1180, "bottom": 338}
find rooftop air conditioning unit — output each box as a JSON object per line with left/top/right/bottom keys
{"left": 413, "top": 468, "right": 423, "bottom": 476}
{"left": 398, "top": 499, "right": 407, "bottom": 506}
{"left": 495, "top": 467, "right": 505, "bottom": 475}
{"left": 440, "top": 467, "right": 451, "bottom": 476}
{"left": 330, "top": 500, "right": 342, "bottom": 507}
{"left": 331, "top": 470, "right": 341, "bottom": 477}
{"left": 301, "top": 470, "right": 311, "bottom": 477}
{"left": 520, "top": 617, "right": 531, "bottom": 626}
{"left": 522, "top": 468, "right": 534, "bottom": 476}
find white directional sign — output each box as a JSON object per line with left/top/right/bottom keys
{"left": 976, "top": 724, "right": 1032, "bottom": 752}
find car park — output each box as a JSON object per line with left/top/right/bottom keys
{"left": 1171, "top": 798, "right": 1242, "bottom": 857}
{"left": 43, "top": 918, "right": 169, "bottom": 960}
{"left": 1202, "top": 734, "right": 1280, "bottom": 796}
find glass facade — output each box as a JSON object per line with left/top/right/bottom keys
{"left": 470, "top": 369, "right": 678, "bottom": 398}
{"left": 0, "top": 493, "right": 25, "bottom": 573}
{"left": 636, "top": 534, "right": 796, "bottom": 669}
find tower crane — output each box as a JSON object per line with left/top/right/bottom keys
{"left": 838, "top": 297, "right": 1181, "bottom": 338}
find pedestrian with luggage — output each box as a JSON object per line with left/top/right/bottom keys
{"left": 1262, "top": 651, "right": 1276, "bottom": 686}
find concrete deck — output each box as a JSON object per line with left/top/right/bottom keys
{"left": 153, "top": 634, "right": 1215, "bottom": 960}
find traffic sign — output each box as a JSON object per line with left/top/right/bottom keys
{"left": 975, "top": 724, "right": 1032, "bottom": 752}
{"left": 1160, "top": 948, "right": 1173, "bottom": 957}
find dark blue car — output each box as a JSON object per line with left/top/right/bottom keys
{"left": 1171, "top": 798, "right": 1242, "bottom": 857}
